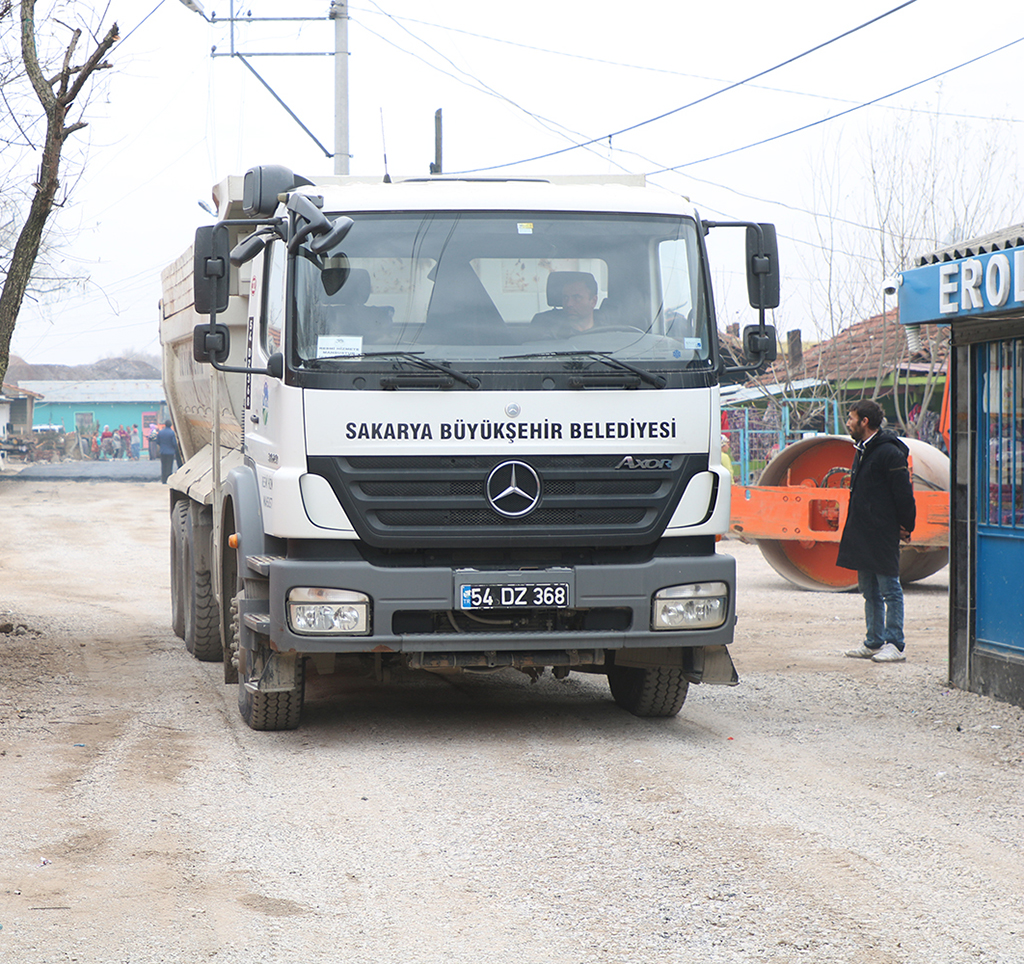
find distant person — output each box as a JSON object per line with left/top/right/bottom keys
{"left": 130, "top": 425, "right": 140, "bottom": 461}
{"left": 148, "top": 424, "right": 160, "bottom": 460}
{"left": 116, "top": 425, "right": 130, "bottom": 460}
{"left": 838, "top": 399, "right": 916, "bottom": 663}
{"left": 720, "top": 435, "right": 734, "bottom": 480}
{"left": 156, "top": 420, "right": 178, "bottom": 484}
{"left": 100, "top": 425, "right": 114, "bottom": 460}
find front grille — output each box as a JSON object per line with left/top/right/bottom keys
{"left": 307, "top": 453, "right": 707, "bottom": 549}
{"left": 393, "top": 607, "right": 633, "bottom": 635}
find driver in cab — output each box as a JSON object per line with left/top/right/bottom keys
{"left": 560, "top": 276, "right": 598, "bottom": 332}
{"left": 530, "top": 271, "right": 601, "bottom": 339}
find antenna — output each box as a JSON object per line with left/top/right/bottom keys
{"left": 430, "top": 108, "right": 442, "bottom": 175}
{"left": 380, "top": 108, "right": 391, "bottom": 184}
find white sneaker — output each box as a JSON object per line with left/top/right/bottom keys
{"left": 845, "top": 644, "right": 879, "bottom": 659}
{"left": 872, "top": 642, "right": 906, "bottom": 662}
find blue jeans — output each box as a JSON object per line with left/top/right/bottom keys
{"left": 857, "top": 571, "right": 905, "bottom": 650}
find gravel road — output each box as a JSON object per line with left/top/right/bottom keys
{"left": 1, "top": 480, "right": 1022, "bottom": 964}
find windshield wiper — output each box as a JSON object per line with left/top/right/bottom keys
{"left": 502, "top": 350, "right": 666, "bottom": 389}
{"left": 312, "top": 350, "right": 481, "bottom": 389}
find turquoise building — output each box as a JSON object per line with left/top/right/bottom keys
{"left": 21, "top": 380, "right": 167, "bottom": 453}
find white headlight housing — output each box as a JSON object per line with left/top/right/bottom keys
{"left": 288, "top": 588, "right": 371, "bottom": 635}
{"left": 652, "top": 582, "right": 728, "bottom": 630}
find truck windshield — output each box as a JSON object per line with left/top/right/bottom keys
{"left": 289, "top": 211, "right": 711, "bottom": 366}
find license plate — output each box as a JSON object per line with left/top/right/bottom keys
{"left": 459, "top": 582, "right": 571, "bottom": 610}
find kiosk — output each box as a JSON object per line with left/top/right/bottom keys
{"left": 898, "top": 225, "right": 1024, "bottom": 706}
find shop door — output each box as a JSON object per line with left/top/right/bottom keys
{"left": 975, "top": 339, "right": 1024, "bottom": 657}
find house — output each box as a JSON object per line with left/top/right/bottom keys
{"left": 1, "top": 383, "right": 40, "bottom": 435}
{"left": 17, "top": 380, "right": 167, "bottom": 452}
{"left": 718, "top": 312, "right": 949, "bottom": 484}
{"left": 734, "top": 312, "right": 949, "bottom": 442}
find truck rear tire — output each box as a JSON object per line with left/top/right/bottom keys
{"left": 183, "top": 512, "right": 222, "bottom": 662}
{"left": 607, "top": 663, "right": 689, "bottom": 718}
{"left": 170, "top": 500, "right": 187, "bottom": 640}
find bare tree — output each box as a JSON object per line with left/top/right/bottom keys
{"left": 0, "top": 1, "right": 118, "bottom": 387}
{"left": 795, "top": 105, "right": 1019, "bottom": 440}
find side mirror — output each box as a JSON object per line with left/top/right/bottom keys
{"left": 242, "top": 164, "right": 310, "bottom": 217}
{"left": 745, "top": 223, "right": 780, "bottom": 309}
{"left": 310, "top": 215, "right": 354, "bottom": 255}
{"left": 266, "top": 352, "right": 284, "bottom": 379}
{"left": 193, "top": 323, "right": 231, "bottom": 365}
{"left": 743, "top": 324, "right": 778, "bottom": 364}
{"left": 194, "top": 224, "right": 231, "bottom": 315}
{"left": 230, "top": 233, "right": 268, "bottom": 267}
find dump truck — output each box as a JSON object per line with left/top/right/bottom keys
{"left": 161, "top": 166, "right": 779, "bottom": 730}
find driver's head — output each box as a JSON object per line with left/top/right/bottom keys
{"left": 561, "top": 277, "right": 598, "bottom": 326}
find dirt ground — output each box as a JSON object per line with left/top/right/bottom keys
{"left": 1, "top": 479, "right": 1022, "bottom": 964}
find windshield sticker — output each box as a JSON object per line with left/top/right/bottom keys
{"left": 317, "top": 335, "right": 363, "bottom": 358}
{"left": 517, "top": 223, "right": 534, "bottom": 234}
{"left": 683, "top": 338, "right": 703, "bottom": 350}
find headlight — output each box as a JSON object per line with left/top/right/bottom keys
{"left": 288, "top": 588, "right": 370, "bottom": 635}
{"left": 652, "top": 582, "right": 728, "bottom": 630}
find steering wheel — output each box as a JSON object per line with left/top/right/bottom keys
{"left": 575, "top": 324, "right": 646, "bottom": 335}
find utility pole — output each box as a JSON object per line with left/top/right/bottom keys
{"left": 330, "top": 1, "right": 349, "bottom": 175}
{"left": 179, "top": 0, "right": 348, "bottom": 170}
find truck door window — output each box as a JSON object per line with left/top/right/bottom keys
{"left": 262, "top": 240, "right": 285, "bottom": 355}
{"left": 658, "top": 237, "right": 704, "bottom": 354}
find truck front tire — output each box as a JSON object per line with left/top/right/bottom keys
{"left": 234, "top": 591, "right": 305, "bottom": 731}
{"left": 607, "top": 663, "right": 689, "bottom": 718}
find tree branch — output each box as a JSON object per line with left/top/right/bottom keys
{"left": 20, "top": 0, "right": 56, "bottom": 111}
{"left": 64, "top": 23, "right": 119, "bottom": 107}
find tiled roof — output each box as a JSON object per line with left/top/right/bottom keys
{"left": 746, "top": 310, "right": 949, "bottom": 389}
{"left": 917, "top": 224, "right": 1024, "bottom": 265}
{"left": 2, "top": 383, "right": 43, "bottom": 400}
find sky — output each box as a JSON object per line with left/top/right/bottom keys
{"left": 5, "top": 0, "right": 1024, "bottom": 367}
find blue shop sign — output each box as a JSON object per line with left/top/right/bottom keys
{"left": 899, "top": 248, "right": 1024, "bottom": 325}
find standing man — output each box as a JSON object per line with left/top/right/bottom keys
{"left": 838, "top": 399, "right": 917, "bottom": 663}
{"left": 156, "top": 420, "right": 178, "bottom": 484}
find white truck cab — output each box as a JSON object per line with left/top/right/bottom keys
{"left": 162, "top": 166, "right": 779, "bottom": 730}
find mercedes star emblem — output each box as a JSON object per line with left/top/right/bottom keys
{"left": 485, "top": 460, "right": 541, "bottom": 518}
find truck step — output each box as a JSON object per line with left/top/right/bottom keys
{"left": 245, "top": 554, "right": 283, "bottom": 577}
{"left": 243, "top": 612, "right": 272, "bottom": 636}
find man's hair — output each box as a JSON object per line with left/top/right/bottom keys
{"left": 165, "top": 420, "right": 172, "bottom": 427}
{"left": 562, "top": 273, "right": 597, "bottom": 298}
{"left": 850, "top": 399, "right": 884, "bottom": 429}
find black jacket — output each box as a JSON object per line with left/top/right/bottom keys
{"left": 836, "top": 430, "right": 917, "bottom": 577}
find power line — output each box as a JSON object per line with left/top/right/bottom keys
{"left": 118, "top": 0, "right": 170, "bottom": 45}
{"left": 652, "top": 34, "right": 1024, "bottom": 174}
{"left": 353, "top": 11, "right": 625, "bottom": 169}
{"left": 354, "top": 4, "right": 1021, "bottom": 127}
{"left": 349, "top": 9, "right": 991, "bottom": 266}
{"left": 450, "top": 0, "right": 919, "bottom": 174}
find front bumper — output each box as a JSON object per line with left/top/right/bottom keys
{"left": 255, "top": 550, "right": 736, "bottom": 655}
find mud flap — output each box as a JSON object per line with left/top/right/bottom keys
{"left": 684, "top": 644, "right": 739, "bottom": 686}
{"left": 611, "top": 645, "right": 738, "bottom": 685}
{"left": 243, "top": 650, "right": 303, "bottom": 694}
